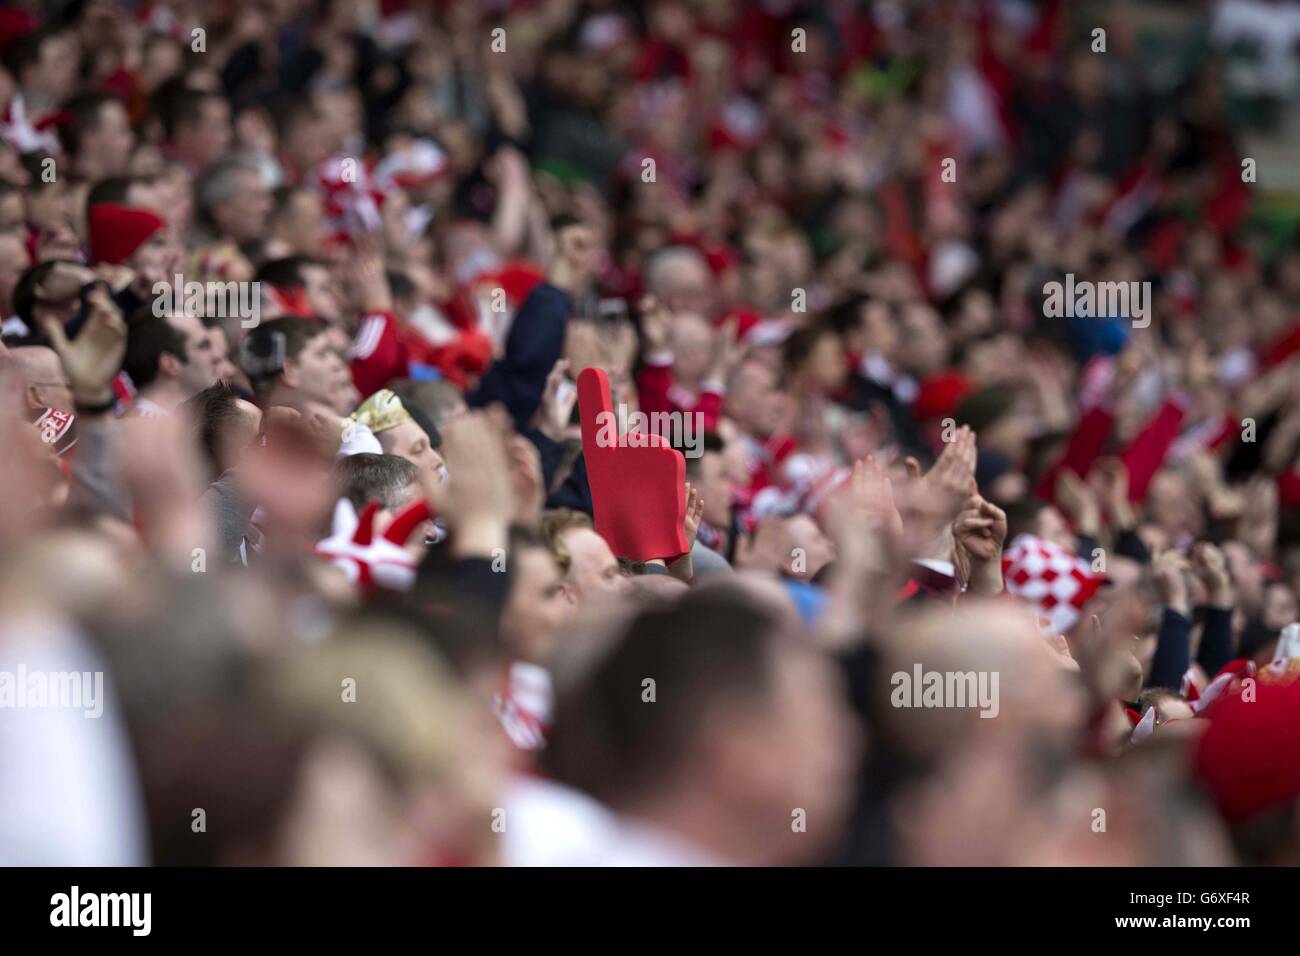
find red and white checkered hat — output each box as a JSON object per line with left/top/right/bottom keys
{"left": 1001, "top": 533, "right": 1103, "bottom": 636}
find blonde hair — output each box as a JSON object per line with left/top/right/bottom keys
{"left": 539, "top": 508, "right": 594, "bottom": 577}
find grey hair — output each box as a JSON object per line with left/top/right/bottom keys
{"left": 642, "top": 245, "right": 710, "bottom": 299}
{"left": 334, "top": 453, "right": 419, "bottom": 512}
{"left": 195, "top": 154, "right": 265, "bottom": 215}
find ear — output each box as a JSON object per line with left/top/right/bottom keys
{"left": 281, "top": 356, "right": 299, "bottom": 388}
{"left": 25, "top": 383, "right": 43, "bottom": 411}
{"left": 560, "top": 580, "right": 579, "bottom": 606}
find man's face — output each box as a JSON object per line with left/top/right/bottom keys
{"left": 695, "top": 450, "right": 732, "bottom": 529}
{"left": 725, "top": 361, "right": 782, "bottom": 438}
{"left": 208, "top": 326, "right": 238, "bottom": 381}
{"left": 378, "top": 421, "right": 447, "bottom": 491}
{"left": 215, "top": 170, "right": 272, "bottom": 243}
{"left": 281, "top": 192, "right": 326, "bottom": 257}
{"left": 130, "top": 230, "right": 181, "bottom": 287}
{"left": 191, "top": 98, "right": 232, "bottom": 166}
{"left": 861, "top": 301, "right": 898, "bottom": 358}
{"left": 165, "top": 311, "right": 218, "bottom": 395}
{"left": 557, "top": 224, "right": 598, "bottom": 285}
{"left": 301, "top": 263, "right": 343, "bottom": 324}
{"left": 282, "top": 114, "right": 335, "bottom": 176}
{"left": 285, "top": 331, "right": 351, "bottom": 407}
{"left": 1263, "top": 583, "right": 1299, "bottom": 631}
{"left": 152, "top": 168, "right": 194, "bottom": 234}
{"left": 500, "top": 546, "right": 571, "bottom": 663}
{"left": 671, "top": 313, "right": 713, "bottom": 382}
{"left": 30, "top": 33, "right": 79, "bottom": 101}
{"left": 1035, "top": 504, "right": 1075, "bottom": 554}
{"left": 85, "top": 101, "right": 135, "bottom": 176}
{"left": 782, "top": 514, "right": 834, "bottom": 579}
{"left": 897, "top": 303, "right": 950, "bottom": 376}
{"left": 660, "top": 257, "right": 714, "bottom": 317}
{"left": 560, "top": 527, "right": 625, "bottom": 604}
{"left": 804, "top": 333, "right": 848, "bottom": 391}
{"left": 0, "top": 233, "right": 31, "bottom": 312}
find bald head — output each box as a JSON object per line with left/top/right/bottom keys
{"left": 3, "top": 346, "right": 72, "bottom": 413}
{"left": 644, "top": 246, "right": 713, "bottom": 316}
{"left": 879, "top": 600, "right": 1087, "bottom": 765}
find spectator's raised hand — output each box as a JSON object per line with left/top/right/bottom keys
{"left": 345, "top": 236, "right": 393, "bottom": 314}
{"left": 1055, "top": 468, "right": 1100, "bottom": 537}
{"left": 40, "top": 283, "right": 126, "bottom": 407}
{"left": 683, "top": 482, "right": 703, "bottom": 550}
{"left": 536, "top": 358, "right": 576, "bottom": 442}
{"left": 952, "top": 491, "right": 1007, "bottom": 595}
{"left": 1152, "top": 548, "right": 1192, "bottom": 618}
{"left": 637, "top": 295, "right": 671, "bottom": 355}
{"left": 1191, "top": 541, "right": 1233, "bottom": 609}
{"left": 894, "top": 425, "right": 977, "bottom": 560}
{"left": 1090, "top": 457, "right": 1134, "bottom": 529}
{"left": 441, "top": 407, "right": 514, "bottom": 558}
{"left": 509, "top": 433, "right": 545, "bottom": 530}
{"left": 708, "top": 318, "right": 742, "bottom": 383}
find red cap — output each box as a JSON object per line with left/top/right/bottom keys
{"left": 1194, "top": 679, "right": 1300, "bottom": 823}
{"left": 88, "top": 202, "right": 167, "bottom": 265}
{"left": 913, "top": 371, "right": 971, "bottom": 422}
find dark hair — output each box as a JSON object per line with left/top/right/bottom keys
{"left": 85, "top": 175, "right": 133, "bottom": 209}
{"left": 954, "top": 384, "right": 1017, "bottom": 432}
{"left": 59, "top": 91, "right": 124, "bottom": 157}
{"left": 123, "top": 304, "right": 190, "bottom": 391}
{"left": 157, "top": 85, "right": 223, "bottom": 140}
{"left": 13, "top": 261, "right": 75, "bottom": 325}
{"left": 386, "top": 269, "right": 416, "bottom": 303}
{"left": 543, "top": 589, "right": 780, "bottom": 806}
{"left": 20, "top": 152, "right": 58, "bottom": 192}
{"left": 269, "top": 185, "right": 317, "bottom": 224}
{"left": 1002, "top": 498, "right": 1046, "bottom": 544}
{"left": 266, "top": 94, "right": 321, "bottom": 142}
{"left": 181, "top": 381, "right": 246, "bottom": 481}
{"left": 240, "top": 316, "right": 322, "bottom": 392}
{"left": 550, "top": 212, "right": 582, "bottom": 234}
{"left": 781, "top": 319, "right": 836, "bottom": 376}
{"left": 509, "top": 525, "right": 548, "bottom": 554}
{"left": 334, "top": 453, "right": 418, "bottom": 512}
{"left": 825, "top": 295, "right": 868, "bottom": 337}
{"left": 140, "top": 697, "right": 312, "bottom": 866}
{"left": 1, "top": 27, "right": 67, "bottom": 81}
{"left": 683, "top": 430, "right": 725, "bottom": 478}
{"left": 253, "top": 256, "right": 317, "bottom": 291}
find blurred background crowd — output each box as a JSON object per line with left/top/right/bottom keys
{"left": 1, "top": 0, "right": 1300, "bottom": 866}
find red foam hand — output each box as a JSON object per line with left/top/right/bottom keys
{"left": 577, "top": 366, "right": 688, "bottom": 562}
